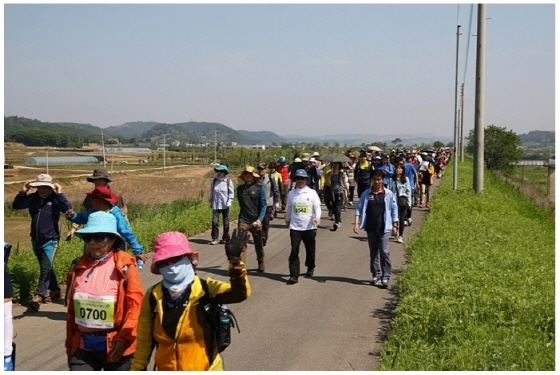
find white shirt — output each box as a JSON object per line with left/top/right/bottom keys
{"left": 285, "top": 185, "right": 321, "bottom": 231}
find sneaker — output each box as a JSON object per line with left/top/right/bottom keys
{"left": 370, "top": 277, "right": 381, "bottom": 286}
{"left": 287, "top": 276, "right": 298, "bottom": 284}
{"left": 381, "top": 279, "right": 389, "bottom": 288}
{"left": 426, "top": 203, "right": 430, "bottom": 208}
{"left": 258, "top": 262, "right": 265, "bottom": 273}
{"left": 262, "top": 237, "right": 267, "bottom": 247}
{"left": 396, "top": 236, "right": 403, "bottom": 243}
{"left": 4, "top": 355, "right": 13, "bottom": 371}
{"left": 304, "top": 268, "right": 314, "bottom": 278}
{"left": 341, "top": 207, "right": 347, "bottom": 212}
{"left": 28, "top": 294, "right": 42, "bottom": 311}
{"left": 210, "top": 239, "right": 219, "bottom": 245}
{"left": 219, "top": 239, "right": 225, "bottom": 244}
{"left": 420, "top": 203, "right": 425, "bottom": 208}
{"left": 348, "top": 201, "right": 354, "bottom": 206}
{"left": 330, "top": 215, "right": 335, "bottom": 221}
{"left": 403, "top": 220, "right": 408, "bottom": 227}
{"left": 407, "top": 218, "right": 412, "bottom": 226}
{"left": 44, "top": 289, "right": 61, "bottom": 303}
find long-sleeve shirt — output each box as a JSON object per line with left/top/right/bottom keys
{"left": 236, "top": 182, "right": 267, "bottom": 224}
{"left": 355, "top": 187, "right": 398, "bottom": 233}
{"left": 68, "top": 206, "right": 144, "bottom": 255}
{"left": 388, "top": 177, "right": 412, "bottom": 207}
{"left": 285, "top": 186, "right": 322, "bottom": 231}
{"left": 209, "top": 176, "right": 235, "bottom": 210}
{"left": 259, "top": 174, "right": 279, "bottom": 207}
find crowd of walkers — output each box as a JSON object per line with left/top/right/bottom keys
{"left": 6, "top": 146, "right": 451, "bottom": 371}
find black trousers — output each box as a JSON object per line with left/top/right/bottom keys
{"left": 211, "top": 208, "right": 230, "bottom": 241}
{"left": 348, "top": 185, "right": 356, "bottom": 202}
{"left": 288, "top": 229, "right": 317, "bottom": 277}
{"left": 357, "top": 183, "right": 369, "bottom": 200}
{"left": 398, "top": 204, "right": 407, "bottom": 236}
{"left": 261, "top": 206, "right": 274, "bottom": 240}
{"left": 323, "top": 186, "right": 332, "bottom": 212}
{"left": 69, "top": 349, "right": 131, "bottom": 371}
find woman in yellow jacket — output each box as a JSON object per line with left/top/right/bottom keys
{"left": 130, "top": 230, "right": 251, "bottom": 371}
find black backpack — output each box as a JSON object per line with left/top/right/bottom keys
{"left": 148, "top": 279, "right": 240, "bottom": 366}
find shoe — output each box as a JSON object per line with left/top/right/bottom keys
{"left": 287, "top": 276, "right": 298, "bottom": 284}
{"left": 210, "top": 239, "right": 219, "bottom": 245}
{"left": 420, "top": 203, "right": 425, "bottom": 208}
{"left": 403, "top": 220, "right": 408, "bottom": 227}
{"left": 426, "top": 203, "right": 430, "bottom": 208}
{"left": 262, "top": 238, "right": 267, "bottom": 247}
{"left": 330, "top": 215, "right": 335, "bottom": 221}
{"left": 332, "top": 222, "right": 341, "bottom": 231}
{"left": 341, "top": 207, "right": 347, "bottom": 212}
{"left": 258, "top": 262, "right": 265, "bottom": 273}
{"left": 44, "top": 289, "right": 61, "bottom": 303}
{"left": 381, "top": 279, "right": 389, "bottom": 288}
{"left": 219, "top": 239, "right": 225, "bottom": 244}
{"left": 328, "top": 210, "right": 332, "bottom": 217}
{"left": 370, "top": 277, "right": 381, "bottom": 286}
{"left": 348, "top": 201, "right": 354, "bottom": 206}
{"left": 396, "top": 236, "right": 403, "bottom": 243}
{"left": 4, "top": 355, "right": 13, "bottom": 371}
{"left": 304, "top": 268, "right": 314, "bottom": 278}
{"left": 28, "top": 294, "right": 42, "bottom": 311}
{"left": 408, "top": 218, "right": 412, "bottom": 226}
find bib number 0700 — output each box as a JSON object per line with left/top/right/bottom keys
{"left": 80, "top": 307, "right": 107, "bottom": 321}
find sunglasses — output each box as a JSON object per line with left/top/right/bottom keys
{"left": 295, "top": 177, "right": 306, "bottom": 180}
{"left": 156, "top": 255, "right": 185, "bottom": 268}
{"left": 257, "top": 167, "right": 265, "bottom": 170}
{"left": 82, "top": 233, "right": 111, "bottom": 243}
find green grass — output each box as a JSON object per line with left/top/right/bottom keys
{"left": 5, "top": 197, "right": 240, "bottom": 303}
{"left": 506, "top": 165, "right": 551, "bottom": 201}
{"left": 378, "top": 159, "right": 555, "bottom": 371}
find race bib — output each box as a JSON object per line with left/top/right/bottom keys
{"left": 292, "top": 203, "right": 311, "bottom": 215}
{"left": 73, "top": 292, "right": 116, "bottom": 329}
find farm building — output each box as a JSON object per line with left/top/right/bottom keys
{"left": 95, "top": 147, "right": 152, "bottom": 153}
{"left": 25, "top": 156, "right": 100, "bottom": 166}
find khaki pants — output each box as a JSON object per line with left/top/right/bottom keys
{"left": 238, "top": 221, "right": 264, "bottom": 264}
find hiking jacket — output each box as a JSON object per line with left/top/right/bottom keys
{"left": 377, "top": 163, "right": 395, "bottom": 186}
{"left": 277, "top": 164, "right": 290, "bottom": 184}
{"left": 355, "top": 187, "right": 398, "bottom": 233}
{"left": 354, "top": 161, "right": 374, "bottom": 186}
{"left": 209, "top": 176, "right": 235, "bottom": 210}
{"left": 12, "top": 191, "right": 71, "bottom": 241}
{"left": 237, "top": 182, "right": 267, "bottom": 224}
{"left": 67, "top": 206, "right": 144, "bottom": 255}
{"left": 130, "top": 260, "right": 251, "bottom": 371}
{"left": 388, "top": 177, "right": 412, "bottom": 207}
{"left": 259, "top": 174, "right": 280, "bottom": 207}
{"left": 65, "top": 250, "right": 144, "bottom": 358}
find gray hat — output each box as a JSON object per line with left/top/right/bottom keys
{"left": 29, "top": 174, "right": 55, "bottom": 189}
{"left": 87, "top": 169, "right": 113, "bottom": 183}
{"left": 294, "top": 169, "right": 308, "bottom": 178}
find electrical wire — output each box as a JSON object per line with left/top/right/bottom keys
{"left": 461, "top": 4, "right": 475, "bottom": 85}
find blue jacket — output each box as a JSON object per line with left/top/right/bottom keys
{"left": 388, "top": 177, "right": 412, "bottom": 207}
{"left": 355, "top": 187, "right": 398, "bottom": 233}
{"left": 377, "top": 163, "right": 395, "bottom": 186}
{"left": 13, "top": 191, "right": 72, "bottom": 241}
{"left": 67, "top": 206, "right": 144, "bottom": 255}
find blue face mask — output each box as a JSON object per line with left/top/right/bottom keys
{"left": 160, "top": 257, "right": 195, "bottom": 291}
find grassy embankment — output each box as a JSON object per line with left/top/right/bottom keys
{"left": 378, "top": 159, "right": 554, "bottom": 370}
{"left": 5, "top": 195, "right": 240, "bottom": 303}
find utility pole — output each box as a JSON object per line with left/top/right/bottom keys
{"left": 460, "top": 84, "right": 465, "bottom": 162}
{"left": 473, "top": 4, "right": 486, "bottom": 193}
{"left": 45, "top": 148, "right": 49, "bottom": 174}
{"left": 214, "top": 130, "right": 217, "bottom": 165}
{"left": 101, "top": 131, "right": 106, "bottom": 167}
{"left": 453, "top": 25, "right": 461, "bottom": 190}
{"left": 163, "top": 134, "right": 166, "bottom": 170}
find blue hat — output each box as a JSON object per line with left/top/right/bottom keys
{"left": 278, "top": 156, "right": 286, "bottom": 163}
{"left": 214, "top": 164, "right": 229, "bottom": 174}
{"left": 75, "top": 211, "right": 124, "bottom": 241}
{"left": 295, "top": 169, "right": 308, "bottom": 178}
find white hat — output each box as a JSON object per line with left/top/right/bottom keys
{"left": 312, "top": 151, "right": 320, "bottom": 156}
{"left": 294, "top": 157, "right": 302, "bottom": 163}
{"left": 309, "top": 157, "right": 316, "bottom": 162}
{"left": 29, "top": 174, "right": 55, "bottom": 189}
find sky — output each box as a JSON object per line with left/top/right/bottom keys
{"left": 3, "top": 2, "right": 556, "bottom": 138}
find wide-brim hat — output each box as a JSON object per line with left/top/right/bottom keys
{"left": 151, "top": 231, "right": 198, "bottom": 274}
{"left": 238, "top": 165, "right": 260, "bottom": 179}
{"left": 294, "top": 158, "right": 302, "bottom": 163}
{"left": 29, "top": 174, "right": 55, "bottom": 189}
{"left": 75, "top": 211, "right": 124, "bottom": 241}
{"left": 86, "top": 186, "right": 118, "bottom": 205}
{"left": 214, "top": 164, "right": 229, "bottom": 174}
{"left": 87, "top": 168, "right": 113, "bottom": 182}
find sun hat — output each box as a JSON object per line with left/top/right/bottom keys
{"left": 302, "top": 157, "right": 310, "bottom": 162}
{"left": 86, "top": 169, "right": 113, "bottom": 183}
{"left": 214, "top": 164, "right": 229, "bottom": 174}
{"left": 294, "top": 157, "right": 302, "bottom": 163}
{"left": 309, "top": 157, "right": 316, "bottom": 163}
{"left": 75, "top": 211, "right": 124, "bottom": 241}
{"left": 294, "top": 169, "right": 308, "bottom": 178}
{"left": 29, "top": 174, "right": 55, "bottom": 189}
{"left": 238, "top": 165, "right": 260, "bottom": 179}
{"left": 257, "top": 162, "right": 267, "bottom": 169}
{"left": 278, "top": 156, "right": 286, "bottom": 163}
{"left": 86, "top": 186, "right": 118, "bottom": 205}
{"left": 302, "top": 153, "right": 310, "bottom": 158}
{"left": 312, "top": 151, "right": 320, "bottom": 157}
{"left": 151, "top": 231, "right": 198, "bottom": 274}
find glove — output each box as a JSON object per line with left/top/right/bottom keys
{"left": 224, "top": 229, "right": 250, "bottom": 262}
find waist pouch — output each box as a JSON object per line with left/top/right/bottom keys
{"left": 82, "top": 334, "right": 107, "bottom": 352}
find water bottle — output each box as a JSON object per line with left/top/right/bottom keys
{"left": 136, "top": 259, "right": 144, "bottom": 270}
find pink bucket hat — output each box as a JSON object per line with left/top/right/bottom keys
{"left": 150, "top": 231, "right": 198, "bottom": 274}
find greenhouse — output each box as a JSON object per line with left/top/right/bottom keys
{"left": 24, "top": 156, "right": 100, "bottom": 166}
{"left": 95, "top": 147, "right": 152, "bottom": 153}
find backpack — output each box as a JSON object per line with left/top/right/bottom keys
{"left": 148, "top": 278, "right": 240, "bottom": 366}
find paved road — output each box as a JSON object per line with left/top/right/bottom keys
{"left": 12, "top": 180, "right": 439, "bottom": 371}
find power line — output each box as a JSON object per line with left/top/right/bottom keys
{"left": 461, "top": 4, "right": 475, "bottom": 84}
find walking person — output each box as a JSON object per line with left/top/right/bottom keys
{"left": 353, "top": 170, "right": 398, "bottom": 289}
{"left": 377, "top": 155, "right": 395, "bottom": 188}
{"left": 12, "top": 174, "right": 72, "bottom": 311}
{"left": 257, "top": 162, "right": 279, "bottom": 246}
{"left": 419, "top": 157, "right": 435, "bottom": 208}
{"left": 276, "top": 156, "right": 290, "bottom": 211}
{"left": 268, "top": 162, "right": 284, "bottom": 219}
{"left": 4, "top": 243, "right": 15, "bottom": 371}
{"left": 130, "top": 229, "right": 251, "bottom": 371}
{"left": 65, "top": 211, "right": 144, "bottom": 371}
{"left": 208, "top": 165, "right": 235, "bottom": 245}
{"left": 236, "top": 166, "right": 267, "bottom": 272}
{"left": 388, "top": 164, "right": 412, "bottom": 244}
{"left": 345, "top": 151, "right": 357, "bottom": 205}
{"left": 322, "top": 162, "right": 348, "bottom": 231}
{"left": 354, "top": 150, "right": 374, "bottom": 198}
{"left": 284, "top": 170, "right": 321, "bottom": 284}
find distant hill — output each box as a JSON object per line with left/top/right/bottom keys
{"left": 238, "top": 130, "right": 286, "bottom": 145}
{"left": 282, "top": 132, "right": 454, "bottom": 146}
{"left": 104, "top": 121, "right": 160, "bottom": 139}
{"left": 519, "top": 130, "right": 554, "bottom": 146}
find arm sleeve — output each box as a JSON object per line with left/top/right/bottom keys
{"left": 130, "top": 287, "right": 155, "bottom": 371}
{"left": 257, "top": 186, "right": 267, "bottom": 222}
{"left": 12, "top": 192, "right": 30, "bottom": 210}
{"left": 313, "top": 192, "right": 322, "bottom": 219}
{"left": 113, "top": 260, "right": 145, "bottom": 350}
{"left": 228, "top": 179, "right": 235, "bottom": 205}
{"left": 113, "top": 207, "right": 144, "bottom": 254}
{"left": 211, "top": 259, "right": 251, "bottom": 305}
{"left": 285, "top": 191, "right": 292, "bottom": 221}
{"left": 69, "top": 210, "right": 93, "bottom": 225}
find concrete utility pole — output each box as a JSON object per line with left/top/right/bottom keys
{"left": 101, "top": 131, "right": 106, "bottom": 167}
{"left": 163, "top": 134, "right": 166, "bottom": 170}
{"left": 214, "top": 130, "right": 217, "bottom": 165}
{"left": 460, "top": 84, "right": 465, "bottom": 162}
{"left": 45, "top": 148, "right": 49, "bottom": 174}
{"left": 473, "top": 4, "right": 486, "bottom": 193}
{"left": 453, "top": 24, "right": 461, "bottom": 190}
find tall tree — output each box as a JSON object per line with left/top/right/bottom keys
{"left": 466, "top": 125, "right": 523, "bottom": 173}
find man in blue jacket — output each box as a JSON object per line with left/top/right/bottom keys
{"left": 352, "top": 170, "right": 398, "bottom": 289}
{"left": 377, "top": 154, "right": 395, "bottom": 188}
{"left": 12, "top": 174, "right": 72, "bottom": 311}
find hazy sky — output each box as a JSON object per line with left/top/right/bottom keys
{"left": 4, "top": 3, "right": 555, "bottom": 138}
